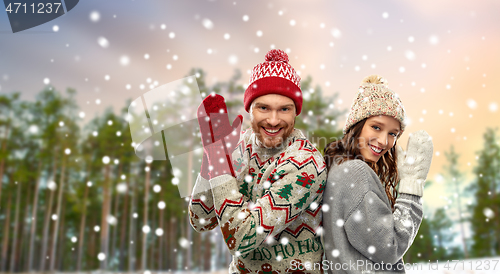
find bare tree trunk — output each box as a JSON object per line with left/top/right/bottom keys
{"left": 28, "top": 162, "right": 42, "bottom": 271}
{"left": 20, "top": 187, "right": 31, "bottom": 272}
{"left": 49, "top": 154, "right": 67, "bottom": 271}
{"left": 57, "top": 199, "right": 66, "bottom": 270}
{"left": 171, "top": 217, "right": 178, "bottom": 271}
{"left": 128, "top": 178, "right": 137, "bottom": 272}
{"left": 181, "top": 215, "right": 187, "bottom": 269}
{"left": 193, "top": 228, "right": 201, "bottom": 270}
{"left": 0, "top": 124, "right": 10, "bottom": 209}
{"left": 186, "top": 150, "right": 193, "bottom": 269}
{"left": 15, "top": 180, "right": 30, "bottom": 271}
{"left": 204, "top": 233, "right": 211, "bottom": 271}
{"left": 454, "top": 179, "right": 469, "bottom": 258}
{"left": 216, "top": 230, "right": 222, "bottom": 270}
{"left": 110, "top": 163, "right": 122, "bottom": 264}
{"left": 118, "top": 176, "right": 130, "bottom": 271}
{"left": 110, "top": 182, "right": 120, "bottom": 263}
{"left": 166, "top": 215, "right": 172, "bottom": 271}
{"left": 164, "top": 213, "right": 171, "bottom": 271}
{"left": 141, "top": 162, "right": 151, "bottom": 270}
{"left": 76, "top": 178, "right": 90, "bottom": 271}
{"left": 225, "top": 243, "right": 231, "bottom": 267}
{"left": 158, "top": 206, "right": 164, "bottom": 270}
{"left": 149, "top": 197, "right": 157, "bottom": 270}
{"left": 39, "top": 178, "right": 56, "bottom": 271}
{"left": 213, "top": 230, "right": 219, "bottom": 270}
{"left": 100, "top": 164, "right": 112, "bottom": 270}
{"left": 1, "top": 194, "right": 12, "bottom": 271}
{"left": 40, "top": 156, "right": 58, "bottom": 271}
{"left": 88, "top": 218, "right": 96, "bottom": 270}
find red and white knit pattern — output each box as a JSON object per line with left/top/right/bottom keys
{"left": 249, "top": 61, "right": 301, "bottom": 89}
{"left": 189, "top": 128, "right": 327, "bottom": 273}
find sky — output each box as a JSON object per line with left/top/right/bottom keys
{"left": 1, "top": 0, "right": 500, "bottom": 228}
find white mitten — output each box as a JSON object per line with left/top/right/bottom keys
{"left": 396, "top": 130, "right": 434, "bottom": 196}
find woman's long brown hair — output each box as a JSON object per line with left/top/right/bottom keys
{"left": 324, "top": 119, "right": 399, "bottom": 211}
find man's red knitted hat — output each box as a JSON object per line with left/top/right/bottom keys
{"left": 244, "top": 49, "right": 303, "bottom": 115}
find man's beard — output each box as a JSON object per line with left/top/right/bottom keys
{"left": 251, "top": 119, "right": 295, "bottom": 149}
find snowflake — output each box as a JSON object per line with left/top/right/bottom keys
{"left": 332, "top": 249, "right": 340, "bottom": 257}
{"left": 367, "top": 246, "right": 376, "bottom": 254}
{"left": 336, "top": 219, "right": 344, "bottom": 227}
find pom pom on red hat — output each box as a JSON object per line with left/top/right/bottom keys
{"left": 265, "top": 49, "right": 289, "bottom": 63}
{"left": 244, "top": 49, "right": 303, "bottom": 115}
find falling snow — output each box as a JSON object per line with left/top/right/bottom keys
{"left": 89, "top": 11, "right": 100, "bottom": 22}
{"left": 331, "top": 28, "right": 342, "bottom": 38}
{"left": 97, "top": 37, "right": 109, "bottom": 48}
{"left": 2, "top": 2, "right": 500, "bottom": 272}
{"left": 202, "top": 18, "right": 214, "bottom": 30}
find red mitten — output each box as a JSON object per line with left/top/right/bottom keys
{"left": 204, "top": 114, "right": 242, "bottom": 178}
{"left": 197, "top": 94, "right": 243, "bottom": 179}
{"left": 197, "top": 96, "right": 219, "bottom": 179}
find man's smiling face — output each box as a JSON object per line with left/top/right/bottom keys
{"left": 250, "top": 94, "right": 296, "bottom": 148}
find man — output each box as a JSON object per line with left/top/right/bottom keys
{"left": 189, "top": 49, "right": 327, "bottom": 273}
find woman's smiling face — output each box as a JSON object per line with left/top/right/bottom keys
{"left": 358, "top": 115, "right": 401, "bottom": 163}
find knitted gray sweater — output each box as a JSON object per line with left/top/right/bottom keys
{"left": 322, "top": 160, "right": 423, "bottom": 274}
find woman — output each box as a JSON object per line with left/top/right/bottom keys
{"left": 322, "top": 75, "right": 433, "bottom": 273}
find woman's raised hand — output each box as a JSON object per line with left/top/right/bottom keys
{"left": 396, "top": 130, "right": 434, "bottom": 196}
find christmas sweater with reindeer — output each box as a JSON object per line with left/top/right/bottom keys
{"left": 189, "top": 128, "right": 327, "bottom": 274}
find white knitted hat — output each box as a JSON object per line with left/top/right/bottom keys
{"left": 343, "top": 75, "right": 406, "bottom": 135}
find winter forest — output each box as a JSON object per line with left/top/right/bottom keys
{"left": 2, "top": 0, "right": 500, "bottom": 273}
{"left": 0, "top": 67, "right": 499, "bottom": 272}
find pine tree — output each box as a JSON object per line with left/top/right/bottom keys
{"left": 429, "top": 208, "right": 455, "bottom": 259}
{"left": 276, "top": 184, "right": 294, "bottom": 201}
{"left": 468, "top": 128, "right": 500, "bottom": 257}
{"left": 29, "top": 88, "right": 79, "bottom": 272}
{"left": 404, "top": 201, "right": 462, "bottom": 263}
{"left": 0, "top": 68, "right": 347, "bottom": 271}
{"left": 0, "top": 92, "right": 20, "bottom": 207}
{"left": 237, "top": 220, "right": 256, "bottom": 254}
{"left": 294, "top": 192, "right": 310, "bottom": 209}
{"left": 209, "top": 68, "right": 245, "bottom": 127}
{"left": 293, "top": 76, "right": 344, "bottom": 153}
{"left": 239, "top": 181, "right": 249, "bottom": 196}
{"left": 443, "top": 145, "right": 468, "bottom": 258}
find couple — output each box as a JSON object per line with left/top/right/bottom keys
{"left": 189, "top": 49, "right": 433, "bottom": 274}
